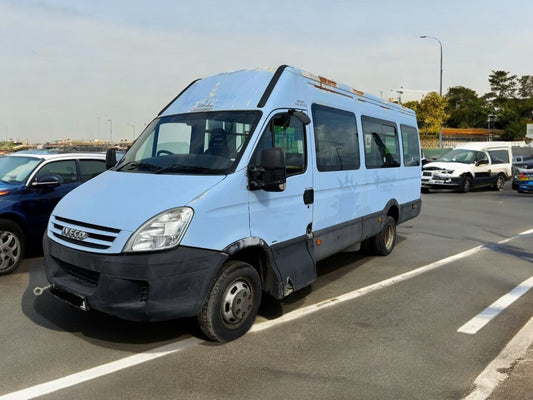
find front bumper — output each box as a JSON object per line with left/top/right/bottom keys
{"left": 44, "top": 234, "right": 228, "bottom": 322}
{"left": 421, "top": 175, "right": 463, "bottom": 189}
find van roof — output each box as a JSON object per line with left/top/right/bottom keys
{"left": 159, "top": 65, "right": 415, "bottom": 117}
{"left": 455, "top": 142, "right": 512, "bottom": 151}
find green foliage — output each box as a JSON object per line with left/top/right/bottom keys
{"left": 445, "top": 86, "right": 487, "bottom": 128}
{"left": 407, "top": 70, "right": 533, "bottom": 141}
{"left": 404, "top": 92, "right": 448, "bottom": 136}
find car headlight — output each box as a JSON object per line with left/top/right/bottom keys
{"left": 123, "top": 207, "right": 193, "bottom": 252}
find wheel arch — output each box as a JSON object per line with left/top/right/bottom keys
{"left": 222, "top": 237, "right": 280, "bottom": 297}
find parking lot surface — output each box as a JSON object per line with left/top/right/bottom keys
{"left": 1, "top": 186, "right": 532, "bottom": 399}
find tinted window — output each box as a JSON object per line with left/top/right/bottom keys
{"left": 488, "top": 150, "right": 510, "bottom": 164}
{"left": 400, "top": 124, "right": 421, "bottom": 167}
{"left": 35, "top": 160, "right": 78, "bottom": 184}
{"left": 362, "top": 116, "right": 400, "bottom": 169}
{"left": 79, "top": 160, "right": 106, "bottom": 182}
{"left": 312, "top": 104, "right": 359, "bottom": 171}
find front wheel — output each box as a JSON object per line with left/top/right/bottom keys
{"left": 198, "top": 260, "right": 262, "bottom": 342}
{"left": 370, "top": 216, "right": 397, "bottom": 256}
{"left": 0, "top": 219, "right": 25, "bottom": 275}
{"left": 460, "top": 175, "right": 472, "bottom": 193}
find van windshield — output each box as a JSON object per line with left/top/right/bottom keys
{"left": 436, "top": 149, "right": 479, "bottom": 164}
{"left": 0, "top": 156, "right": 42, "bottom": 184}
{"left": 116, "top": 111, "right": 262, "bottom": 175}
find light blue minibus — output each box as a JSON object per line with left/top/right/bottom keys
{"left": 43, "top": 66, "right": 422, "bottom": 342}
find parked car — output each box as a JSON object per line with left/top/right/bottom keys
{"left": 512, "top": 159, "right": 533, "bottom": 193}
{"left": 421, "top": 142, "right": 512, "bottom": 193}
{"left": 0, "top": 151, "right": 106, "bottom": 274}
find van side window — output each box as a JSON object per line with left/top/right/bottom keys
{"left": 311, "top": 104, "right": 359, "bottom": 171}
{"left": 488, "top": 149, "right": 510, "bottom": 164}
{"left": 252, "top": 113, "right": 306, "bottom": 176}
{"left": 362, "top": 116, "right": 400, "bottom": 169}
{"left": 400, "top": 124, "right": 421, "bottom": 167}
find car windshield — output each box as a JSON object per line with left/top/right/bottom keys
{"left": 115, "top": 111, "right": 262, "bottom": 175}
{"left": 436, "top": 149, "right": 478, "bottom": 164}
{"left": 0, "top": 156, "right": 42, "bottom": 184}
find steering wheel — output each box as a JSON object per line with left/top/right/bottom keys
{"left": 156, "top": 150, "right": 174, "bottom": 156}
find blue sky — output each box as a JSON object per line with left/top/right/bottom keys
{"left": 2, "top": 0, "right": 533, "bottom": 143}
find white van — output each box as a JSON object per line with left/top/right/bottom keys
{"left": 421, "top": 142, "right": 512, "bottom": 193}
{"left": 43, "top": 66, "right": 422, "bottom": 342}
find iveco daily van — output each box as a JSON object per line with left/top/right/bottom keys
{"left": 43, "top": 66, "right": 422, "bottom": 342}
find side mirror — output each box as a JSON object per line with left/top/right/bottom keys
{"left": 476, "top": 159, "right": 489, "bottom": 166}
{"left": 248, "top": 148, "right": 286, "bottom": 192}
{"left": 106, "top": 148, "right": 117, "bottom": 169}
{"left": 30, "top": 175, "right": 61, "bottom": 188}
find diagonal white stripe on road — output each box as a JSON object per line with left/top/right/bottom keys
{"left": 458, "top": 276, "right": 533, "bottom": 335}
{"left": 0, "top": 337, "right": 202, "bottom": 400}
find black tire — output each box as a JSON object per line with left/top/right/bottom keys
{"left": 370, "top": 216, "right": 397, "bottom": 256}
{"left": 0, "top": 219, "right": 24, "bottom": 275}
{"left": 492, "top": 174, "right": 506, "bottom": 191}
{"left": 198, "top": 260, "right": 261, "bottom": 342}
{"left": 421, "top": 187, "right": 430, "bottom": 194}
{"left": 460, "top": 175, "right": 472, "bottom": 193}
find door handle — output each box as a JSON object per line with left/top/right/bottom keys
{"left": 303, "top": 188, "right": 314, "bottom": 205}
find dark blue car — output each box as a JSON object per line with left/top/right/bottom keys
{"left": 0, "top": 151, "right": 106, "bottom": 274}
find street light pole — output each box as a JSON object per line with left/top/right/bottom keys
{"left": 107, "top": 119, "right": 113, "bottom": 143}
{"left": 420, "top": 35, "right": 443, "bottom": 147}
{"left": 419, "top": 35, "right": 443, "bottom": 96}
{"left": 127, "top": 123, "right": 135, "bottom": 142}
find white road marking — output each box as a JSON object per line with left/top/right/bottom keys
{"left": 458, "top": 277, "right": 533, "bottom": 335}
{"left": 1, "top": 228, "right": 531, "bottom": 400}
{"left": 0, "top": 338, "right": 202, "bottom": 400}
{"left": 462, "top": 315, "right": 533, "bottom": 400}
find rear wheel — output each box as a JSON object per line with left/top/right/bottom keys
{"left": 370, "top": 216, "right": 397, "bottom": 256}
{"left": 198, "top": 260, "right": 261, "bottom": 342}
{"left": 0, "top": 219, "right": 24, "bottom": 275}
{"left": 492, "top": 174, "right": 506, "bottom": 191}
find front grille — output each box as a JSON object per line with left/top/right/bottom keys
{"left": 63, "top": 263, "right": 100, "bottom": 287}
{"left": 50, "top": 215, "right": 121, "bottom": 250}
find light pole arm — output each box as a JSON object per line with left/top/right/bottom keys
{"left": 420, "top": 35, "right": 443, "bottom": 96}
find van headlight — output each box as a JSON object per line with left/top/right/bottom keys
{"left": 123, "top": 207, "right": 193, "bottom": 252}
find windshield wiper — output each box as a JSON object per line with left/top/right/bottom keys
{"left": 154, "top": 164, "right": 220, "bottom": 174}
{"left": 116, "top": 161, "right": 159, "bottom": 172}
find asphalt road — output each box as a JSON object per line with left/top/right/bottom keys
{"left": 1, "top": 185, "right": 532, "bottom": 400}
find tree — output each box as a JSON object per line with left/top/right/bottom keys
{"left": 408, "top": 92, "right": 448, "bottom": 136}
{"left": 485, "top": 70, "right": 518, "bottom": 106}
{"left": 445, "top": 86, "right": 487, "bottom": 128}
{"left": 518, "top": 75, "right": 533, "bottom": 98}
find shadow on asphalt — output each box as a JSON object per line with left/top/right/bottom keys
{"left": 18, "top": 234, "right": 407, "bottom": 346}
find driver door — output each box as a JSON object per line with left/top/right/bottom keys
{"left": 248, "top": 110, "right": 315, "bottom": 293}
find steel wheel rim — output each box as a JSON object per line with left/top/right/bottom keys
{"left": 384, "top": 224, "right": 395, "bottom": 250}
{"left": 222, "top": 279, "right": 253, "bottom": 325}
{"left": 0, "top": 231, "right": 21, "bottom": 272}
